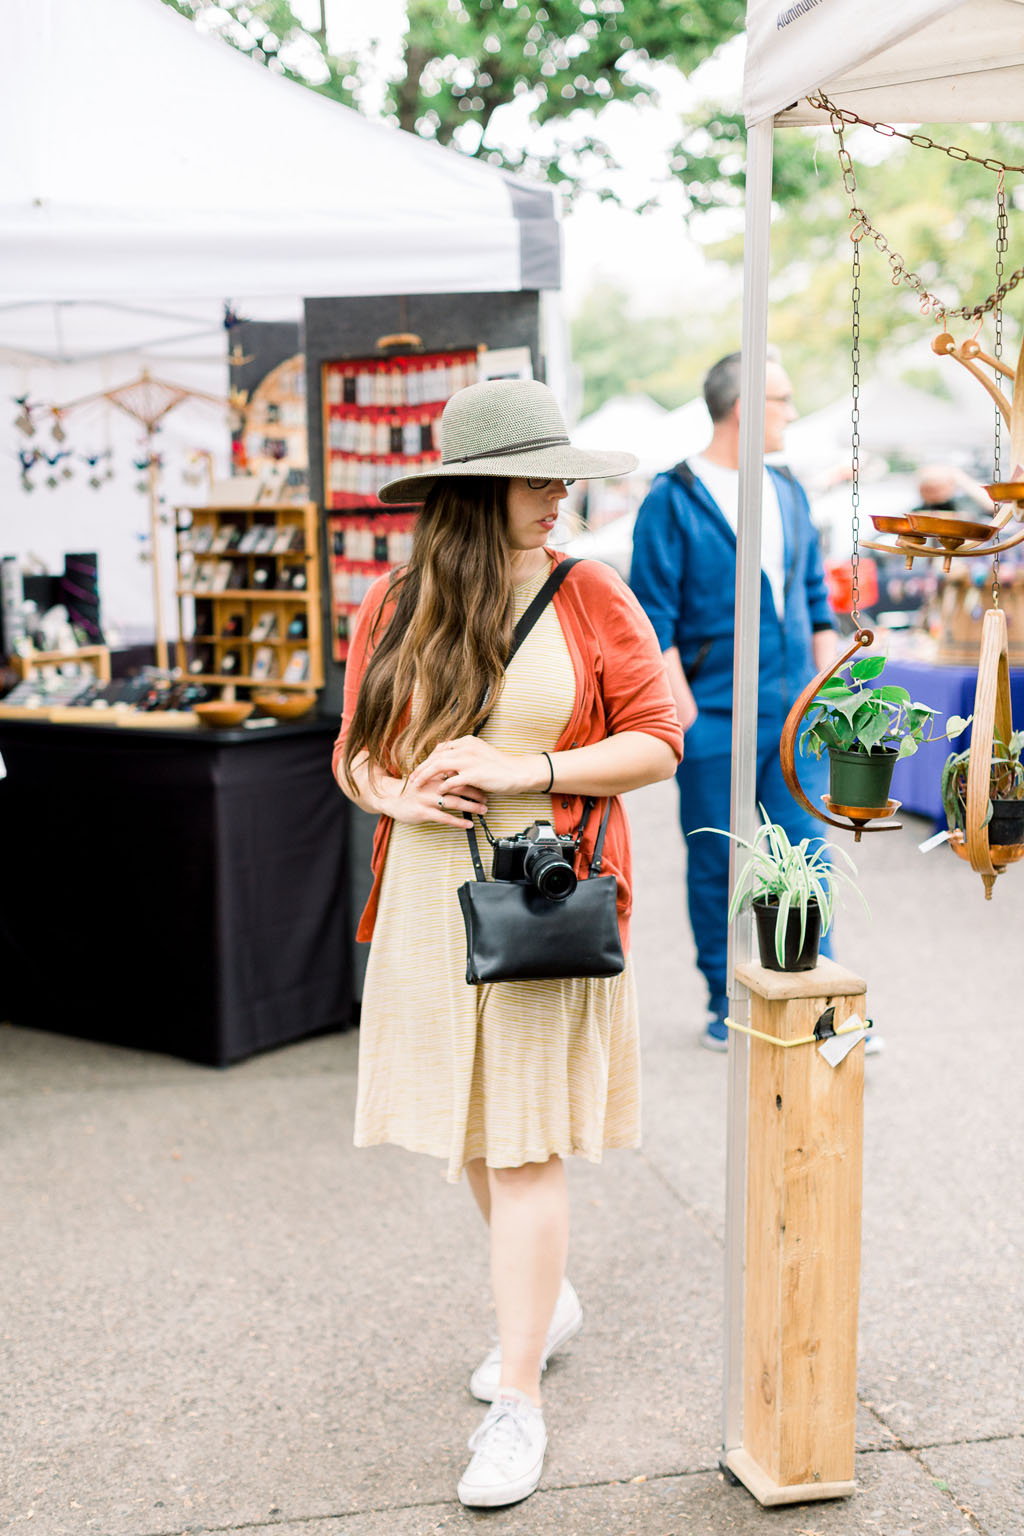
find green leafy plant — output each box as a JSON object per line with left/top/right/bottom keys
{"left": 695, "top": 808, "right": 868, "bottom": 968}
{"left": 941, "top": 729, "right": 1024, "bottom": 832}
{"left": 800, "top": 654, "right": 970, "bottom": 760}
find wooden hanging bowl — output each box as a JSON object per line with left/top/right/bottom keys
{"left": 984, "top": 481, "right": 1024, "bottom": 503}
{"left": 869, "top": 515, "right": 915, "bottom": 535}
{"left": 948, "top": 830, "right": 1024, "bottom": 868}
{"left": 822, "top": 795, "right": 901, "bottom": 826}
{"left": 903, "top": 512, "right": 998, "bottom": 542}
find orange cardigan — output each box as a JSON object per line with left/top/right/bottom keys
{"left": 332, "top": 551, "right": 684, "bottom": 952}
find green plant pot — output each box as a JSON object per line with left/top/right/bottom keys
{"left": 827, "top": 746, "right": 898, "bottom": 810}
{"left": 752, "top": 897, "right": 821, "bottom": 973}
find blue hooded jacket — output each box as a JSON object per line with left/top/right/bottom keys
{"left": 630, "top": 460, "right": 834, "bottom": 760}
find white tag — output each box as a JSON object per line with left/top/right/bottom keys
{"left": 818, "top": 1013, "right": 867, "bottom": 1068}
{"left": 918, "top": 828, "right": 951, "bottom": 853}
{"left": 243, "top": 716, "right": 278, "bottom": 729}
{"left": 0, "top": 750, "right": 6, "bottom": 781}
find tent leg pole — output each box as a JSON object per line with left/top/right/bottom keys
{"left": 722, "top": 113, "right": 774, "bottom": 1460}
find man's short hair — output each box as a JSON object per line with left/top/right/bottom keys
{"left": 703, "top": 346, "right": 782, "bottom": 423}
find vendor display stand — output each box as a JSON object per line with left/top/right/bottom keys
{"left": 724, "top": 958, "right": 866, "bottom": 1505}
{"left": 323, "top": 346, "right": 476, "bottom": 661}
{"left": 0, "top": 714, "right": 351, "bottom": 1066}
{"left": 176, "top": 500, "right": 323, "bottom": 691}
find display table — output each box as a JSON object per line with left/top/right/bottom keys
{"left": 883, "top": 658, "right": 1024, "bottom": 824}
{"left": 0, "top": 715, "right": 352, "bottom": 1066}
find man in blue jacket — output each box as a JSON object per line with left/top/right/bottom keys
{"left": 631, "top": 351, "right": 837, "bottom": 1050}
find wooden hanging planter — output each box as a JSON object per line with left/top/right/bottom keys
{"left": 780, "top": 628, "right": 902, "bottom": 842}
{"left": 948, "top": 606, "right": 1024, "bottom": 898}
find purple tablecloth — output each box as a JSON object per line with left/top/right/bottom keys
{"left": 883, "top": 658, "right": 1024, "bottom": 824}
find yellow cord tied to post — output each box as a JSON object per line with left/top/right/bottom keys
{"left": 724, "top": 1011, "right": 872, "bottom": 1050}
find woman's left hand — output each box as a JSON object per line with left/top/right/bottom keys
{"left": 409, "top": 736, "right": 543, "bottom": 798}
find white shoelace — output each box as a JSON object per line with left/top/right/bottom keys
{"left": 468, "top": 1398, "right": 540, "bottom": 1465}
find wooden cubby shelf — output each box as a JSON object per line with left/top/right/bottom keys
{"left": 174, "top": 502, "right": 324, "bottom": 693}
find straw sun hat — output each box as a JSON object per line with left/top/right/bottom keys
{"left": 378, "top": 378, "right": 638, "bottom": 505}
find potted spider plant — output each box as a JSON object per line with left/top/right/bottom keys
{"left": 941, "top": 729, "right": 1024, "bottom": 845}
{"left": 800, "top": 654, "right": 970, "bottom": 812}
{"left": 696, "top": 810, "right": 868, "bottom": 973}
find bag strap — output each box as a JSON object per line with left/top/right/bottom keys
{"left": 505, "top": 555, "right": 580, "bottom": 670}
{"left": 465, "top": 556, "right": 583, "bottom": 883}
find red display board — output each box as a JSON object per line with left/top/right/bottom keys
{"left": 323, "top": 348, "right": 477, "bottom": 659}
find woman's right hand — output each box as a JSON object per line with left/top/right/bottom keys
{"left": 373, "top": 769, "right": 488, "bottom": 829}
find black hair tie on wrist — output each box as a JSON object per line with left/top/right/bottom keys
{"left": 541, "top": 751, "right": 554, "bottom": 793}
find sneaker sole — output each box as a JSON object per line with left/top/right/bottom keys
{"left": 469, "top": 1305, "right": 584, "bottom": 1404}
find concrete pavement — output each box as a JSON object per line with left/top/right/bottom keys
{"left": 3, "top": 777, "right": 1023, "bottom": 1535}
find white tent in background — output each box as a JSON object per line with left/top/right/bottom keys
{"left": 3, "top": 0, "right": 560, "bottom": 313}
{"left": 1, "top": 0, "right": 563, "bottom": 633}
{"left": 720, "top": 0, "right": 1024, "bottom": 1485}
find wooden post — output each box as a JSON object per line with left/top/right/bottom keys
{"left": 723, "top": 956, "right": 866, "bottom": 1507}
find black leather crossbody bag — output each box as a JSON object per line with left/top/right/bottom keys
{"left": 456, "top": 558, "right": 626, "bottom": 986}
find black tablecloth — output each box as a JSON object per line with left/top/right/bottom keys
{"left": 0, "top": 716, "right": 352, "bottom": 1066}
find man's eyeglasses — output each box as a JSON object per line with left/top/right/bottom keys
{"left": 526, "top": 477, "right": 576, "bottom": 490}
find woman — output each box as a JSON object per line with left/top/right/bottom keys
{"left": 333, "top": 379, "right": 683, "bottom": 1509}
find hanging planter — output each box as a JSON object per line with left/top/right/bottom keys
{"left": 942, "top": 728, "right": 1024, "bottom": 846}
{"left": 943, "top": 617, "right": 1024, "bottom": 898}
{"left": 800, "top": 653, "right": 969, "bottom": 816}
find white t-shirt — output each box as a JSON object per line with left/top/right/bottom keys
{"left": 688, "top": 454, "right": 786, "bottom": 620}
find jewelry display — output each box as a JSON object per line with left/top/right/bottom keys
{"left": 174, "top": 503, "right": 323, "bottom": 693}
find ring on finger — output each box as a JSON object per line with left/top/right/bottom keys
{"left": 438, "top": 796, "right": 445, "bottom": 809}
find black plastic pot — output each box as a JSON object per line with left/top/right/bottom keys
{"left": 988, "top": 798, "right": 1024, "bottom": 845}
{"left": 827, "top": 746, "right": 898, "bottom": 810}
{"left": 752, "top": 897, "right": 821, "bottom": 973}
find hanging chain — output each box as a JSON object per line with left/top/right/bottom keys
{"left": 811, "top": 92, "right": 1024, "bottom": 321}
{"left": 993, "top": 175, "right": 1008, "bottom": 607}
{"left": 850, "top": 233, "right": 862, "bottom": 630}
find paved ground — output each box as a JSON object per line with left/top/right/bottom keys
{"left": 3, "top": 776, "right": 1023, "bottom": 1535}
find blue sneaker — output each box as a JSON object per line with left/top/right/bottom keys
{"left": 702, "top": 1011, "right": 729, "bottom": 1052}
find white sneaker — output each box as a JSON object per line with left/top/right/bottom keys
{"left": 469, "top": 1276, "right": 583, "bottom": 1403}
{"left": 457, "top": 1388, "right": 547, "bottom": 1508}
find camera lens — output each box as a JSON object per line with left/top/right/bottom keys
{"left": 524, "top": 845, "right": 577, "bottom": 901}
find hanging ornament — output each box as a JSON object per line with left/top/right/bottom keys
{"left": 51, "top": 409, "right": 67, "bottom": 444}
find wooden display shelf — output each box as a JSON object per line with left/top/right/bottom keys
{"left": 11, "top": 645, "right": 112, "bottom": 683}
{"left": 177, "top": 588, "right": 309, "bottom": 600}
{"left": 175, "top": 502, "right": 323, "bottom": 693}
{"left": 185, "top": 672, "right": 313, "bottom": 691}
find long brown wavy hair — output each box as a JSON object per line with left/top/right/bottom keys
{"left": 341, "top": 476, "right": 518, "bottom": 789}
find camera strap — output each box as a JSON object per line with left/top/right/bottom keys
{"left": 459, "top": 555, "right": 612, "bottom": 885}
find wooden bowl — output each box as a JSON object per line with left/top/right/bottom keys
{"left": 193, "top": 700, "right": 254, "bottom": 728}
{"left": 251, "top": 690, "right": 317, "bottom": 721}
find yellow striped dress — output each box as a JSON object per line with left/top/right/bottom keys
{"left": 354, "top": 561, "right": 641, "bottom": 1183}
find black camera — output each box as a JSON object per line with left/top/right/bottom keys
{"left": 491, "top": 820, "right": 578, "bottom": 901}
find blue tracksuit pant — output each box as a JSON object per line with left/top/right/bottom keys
{"left": 677, "top": 739, "right": 832, "bottom": 1015}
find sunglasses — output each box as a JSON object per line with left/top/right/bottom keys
{"left": 526, "top": 478, "right": 576, "bottom": 490}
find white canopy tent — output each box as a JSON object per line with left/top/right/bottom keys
{"left": 3, "top": 0, "right": 560, "bottom": 314}
{"left": 722, "top": 0, "right": 1024, "bottom": 1470}
{"left": 1, "top": 0, "right": 564, "bottom": 634}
